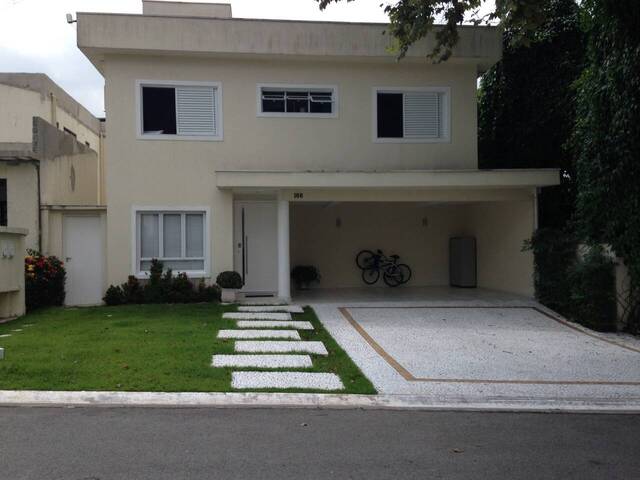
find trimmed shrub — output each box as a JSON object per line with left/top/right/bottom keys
{"left": 103, "top": 285, "right": 125, "bottom": 306}
{"left": 103, "top": 259, "right": 220, "bottom": 305}
{"left": 25, "top": 250, "right": 66, "bottom": 311}
{"left": 291, "top": 265, "right": 321, "bottom": 289}
{"left": 216, "top": 271, "right": 243, "bottom": 290}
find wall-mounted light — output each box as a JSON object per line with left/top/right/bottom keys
{"left": 336, "top": 217, "right": 342, "bottom": 228}
{"left": 422, "top": 217, "right": 429, "bottom": 227}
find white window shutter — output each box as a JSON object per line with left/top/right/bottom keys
{"left": 176, "top": 86, "right": 217, "bottom": 136}
{"left": 403, "top": 92, "right": 441, "bottom": 138}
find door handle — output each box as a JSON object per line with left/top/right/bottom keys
{"left": 245, "top": 236, "right": 248, "bottom": 274}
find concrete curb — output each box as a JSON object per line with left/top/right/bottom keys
{"left": 1, "top": 390, "right": 640, "bottom": 414}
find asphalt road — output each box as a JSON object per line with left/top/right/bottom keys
{"left": 1, "top": 407, "right": 638, "bottom": 479}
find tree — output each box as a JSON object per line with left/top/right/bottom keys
{"left": 478, "top": 0, "right": 584, "bottom": 228}
{"left": 573, "top": 0, "right": 640, "bottom": 332}
{"left": 316, "top": 0, "right": 550, "bottom": 61}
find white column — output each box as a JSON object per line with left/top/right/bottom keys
{"left": 277, "top": 198, "right": 291, "bottom": 302}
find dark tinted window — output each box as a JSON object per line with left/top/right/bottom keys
{"left": 377, "top": 92, "right": 403, "bottom": 138}
{"left": 0, "top": 179, "right": 6, "bottom": 226}
{"left": 262, "top": 90, "right": 285, "bottom": 112}
{"left": 310, "top": 91, "right": 333, "bottom": 114}
{"left": 142, "top": 87, "right": 177, "bottom": 134}
{"left": 286, "top": 91, "right": 309, "bottom": 113}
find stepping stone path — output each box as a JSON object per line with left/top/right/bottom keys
{"left": 217, "top": 329, "right": 301, "bottom": 340}
{"left": 211, "top": 304, "right": 344, "bottom": 391}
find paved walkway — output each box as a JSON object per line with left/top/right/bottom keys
{"left": 303, "top": 288, "right": 640, "bottom": 403}
{"left": 211, "top": 305, "right": 344, "bottom": 391}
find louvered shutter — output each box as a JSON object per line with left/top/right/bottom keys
{"left": 176, "top": 86, "right": 217, "bottom": 136}
{"left": 403, "top": 92, "right": 441, "bottom": 138}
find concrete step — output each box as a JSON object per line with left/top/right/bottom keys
{"left": 223, "top": 312, "right": 292, "bottom": 321}
{"left": 212, "top": 354, "right": 312, "bottom": 369}
{"left": 236, "top": 320, "right": 314, "bottom": 330}
{"left": 217, "top": 329, "right": 301, "bottom": 340}
{"left": 235, "top": 340, "right": 328, "bottom": 355}
{"left": 238, "top": 305, "right": 304, "bottom": 314}
{"left": 232, "top": 371, "right": 344, "bottom": 390}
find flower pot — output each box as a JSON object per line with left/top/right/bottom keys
{"left": 220, "top": 288, "right": 238, "bottom": 303}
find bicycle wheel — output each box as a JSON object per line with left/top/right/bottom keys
{"left": 355, "top": 250, "right": 376, "bottom": 270}
{"left": 396, "top": 264, "right": 412, "bottom": 284}
{"left": 361, "top": 268, "right": 380, "bottom": 285}
{"left": 383, "top": 263, "right": 411, "bottom": 287}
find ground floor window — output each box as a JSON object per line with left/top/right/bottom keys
{"left": 135, "top": 209, "right": 207, "bottom": 275}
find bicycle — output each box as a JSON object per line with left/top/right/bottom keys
{"left": 355, "top": 249, "right": 412, "bottom": 287}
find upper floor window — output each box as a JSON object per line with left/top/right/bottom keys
{"left": 0, "top": 179, "right": 7, "bottom": 226}
{"left": 257, "top": 84, "right": 338, "bottom": 118}
{"left": 374, "top": 87, "right": 450, "bottom": 143}
{"left": 137, "top": 81, "right": 222, "bottom": 140}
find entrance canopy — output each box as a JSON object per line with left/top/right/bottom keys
{"left": 216, "top": 169, "right": 560, "bottom": 202}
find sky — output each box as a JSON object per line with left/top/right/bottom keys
{"left": 0, "top": 0, "right": 490, "bottom": 118}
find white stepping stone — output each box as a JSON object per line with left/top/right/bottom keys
{"left": 211, "top": 354, "right": 312, "bottom": 368}
{"left": 235, "top": 340, "right": 328, "bottom": 355}
{"left": 0, "top": 334, "right": 11, "bottom": 338}
{"left": 218, "top": 329, "right": 301, "bottom": 340}
{"left": 236, "top": 320, "right": 314, "bottom": 330}
{"left": 11, "top": 329, "right": 22, "bottom": 332}
{"left": 232, "top": 372, "right": 344, "bottom": 390}
{"left": 238, "top": 305, "right": 304, "bottom": 314}
{"left": 223, "top": 312, "right": 292, "bottom": 321}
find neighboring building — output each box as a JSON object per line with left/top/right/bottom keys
{"left": 0, "top": 73, "right": 106, "bottom": 305}
{"left": 77, "top": 0, "right": 559, "bottom": 302}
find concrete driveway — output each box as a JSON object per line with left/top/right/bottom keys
{"left": 306, "top": 288, "right": 640, "bottom": 404}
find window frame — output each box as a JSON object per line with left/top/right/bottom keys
{"left": 372, "top": 86, "right": 451, "bottom": 144}
{"left": 256, "top": 83, "right": 339, "bottom": 118}
{"left": 131, "top": 206, "right": 211, "bottom": 279}
{"left": 135, "top": 80, "right": 223, "bottom": 141}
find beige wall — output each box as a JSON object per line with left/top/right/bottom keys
{"left": 40, "top": 151, "right": 100, "bottom": 206}
{"left": 290, "top": 199, "right": 536, "bottom": 296}
{"left": 105, "top": 55, "right": 478, "bottom": 171}
{"left": 466, "top": 200, "right": 536, "bottom": 297}
{"left": 103, "top": 54, "right": 479, "bottom": 286}
{"left": 0, "top": 83, "right": 100, "bottom": 149}
{"left": 0, "top": 162, "right": 39, "bottom": 251}
{"left": 0, "top": 228, "right": 28, "bottom": 318}
{"left": 291, "top": 202, "right": 469, "bottom": 288}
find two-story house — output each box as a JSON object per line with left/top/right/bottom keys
{"left": 77, "top": 0, "right": 559, "bottom": 302}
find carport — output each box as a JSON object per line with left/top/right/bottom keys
{"left": 216, "top": 168, "right": 559, "bottom": 301}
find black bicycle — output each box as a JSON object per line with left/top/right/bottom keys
{"left": 355, "top": 249, "right": 412, "bottom": 287}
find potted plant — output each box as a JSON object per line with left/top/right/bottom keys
{"left": 291, "top": 265, "right": 320, "bottom": 290}
{"left": 216, "top": 271, "right": 243, "bottom": 302}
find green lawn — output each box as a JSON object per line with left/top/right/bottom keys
{"left": 0, "top": 304, "right": 375, "bottom": 394}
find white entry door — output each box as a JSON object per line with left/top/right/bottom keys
{"left": 233, "top": 202, "right": 278, "bottom": 295}
{"left": 63, "top": 215, "right": 104, "bottom": 305}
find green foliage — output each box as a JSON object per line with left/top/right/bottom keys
{"left": 523, "top": 228, "right": 577, "bottom": 316}
{"left": 103, "top": 260, "right": 220, "bottom": 305}
{"left": 478, "top": 0, "right": 583, "bottom": 228}
{"left": 291, "top": 265, "right": 321, "bottom": 289}
{"left": 216, "top": 271, "right": 243, "bottom": 290}
{"left": 573, "top": 0, "right": 640, "bottom": 333}
{"left": 103, "top": 285, "right": 125, "bottom": 306}
{"left": 525, "top": 230, "right": 617, "bottom": 332}
{"left": 570, "top": 246, "right": 617, "bottom": 332}
{"left": 24, "top": 249, "right": 66, "bottom": 311}
{"left": 317, "top": 0, "right": 549, "bottom": 62}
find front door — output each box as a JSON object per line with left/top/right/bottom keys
{"left": 63, "top": 215, "right": 104, "bottom": 305}
{"left": 233, "top": 202, "right": 278, "bottom": 295}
